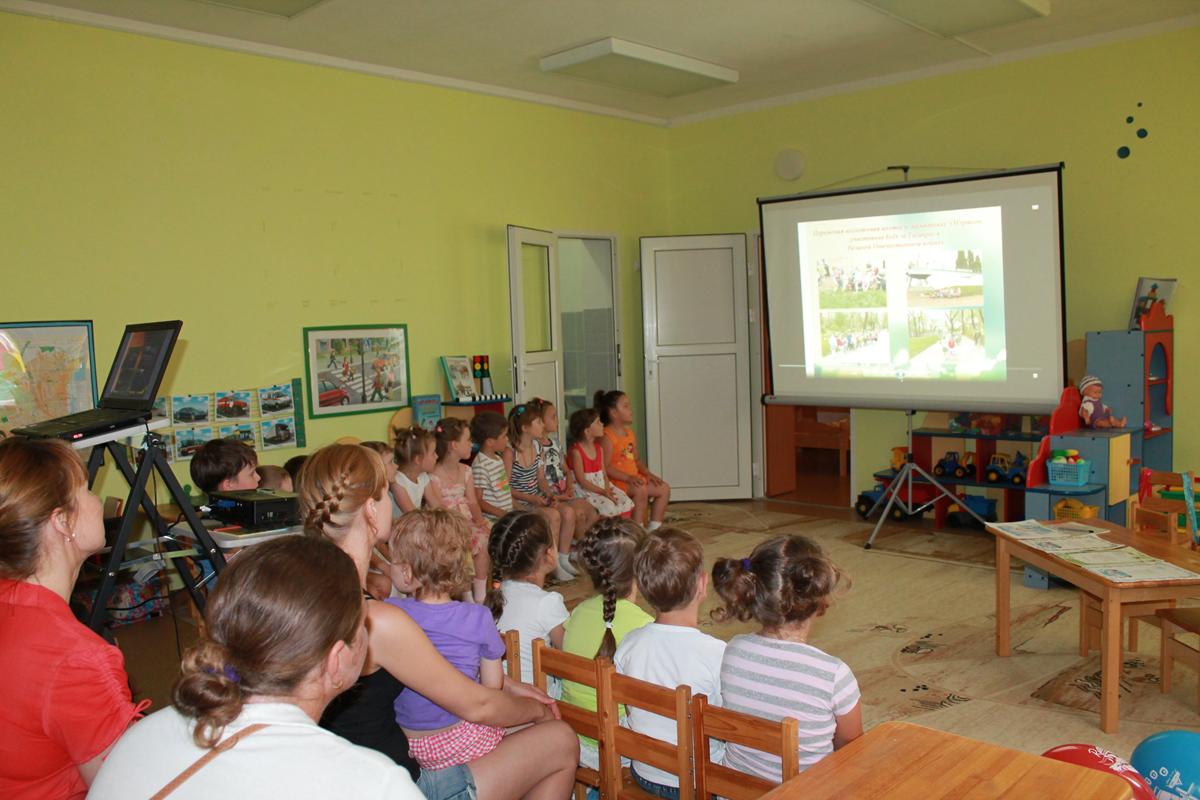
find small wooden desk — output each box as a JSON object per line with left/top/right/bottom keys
{"left": 757, "top": 722, "right": 1131, "bottom": 800}
{"left": 987, "top": 518, "right": 1200, "bottom": 733}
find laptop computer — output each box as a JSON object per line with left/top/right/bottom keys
{"left": 13, "top": 320, "right": 183, "bottom": 441}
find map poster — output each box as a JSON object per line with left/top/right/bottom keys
{"left": 0, "top": 320, "right": 97, "bottom": 433}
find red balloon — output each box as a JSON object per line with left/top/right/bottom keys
{"left": 1042, "top": 744, "right": 1155, "bottom": 800}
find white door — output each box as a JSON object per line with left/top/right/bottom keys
{"left": 508, "top": 226, "right": 564, "bottom": 413}
{"left": 641, "top": 234, "right": 752, "bottom": 500}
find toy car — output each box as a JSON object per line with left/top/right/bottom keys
{"left": 890, "top": 446, "right": 908, "bottom": 473}
{"left": 984, "top": 452, "right": 1028, "bottom": 485}
{"left": 954, "top": 451, "right": 976, "bottom": 480}
{"left": 947, "top": 494, "right": 998, "bottom": 527}
{"left": 855, "top": 483, "right": 925, "bottom": 522}
{"left": 933, "top": 451, "right": 960, "bottom": 477}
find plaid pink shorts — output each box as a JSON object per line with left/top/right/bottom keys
{"left": 408, "top": 720, "right": 505, "bottom": 770}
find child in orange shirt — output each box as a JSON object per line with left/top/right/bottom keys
{"left": 595, "top": 390, "right": 670, "bottom": 530}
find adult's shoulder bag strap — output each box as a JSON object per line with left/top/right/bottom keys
{"left": 148, "top": 723, "right": 269, "bottom": 799}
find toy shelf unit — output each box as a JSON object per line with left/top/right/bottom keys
{"left": 864, "top": 424, "right": 1103, "bottom": 528}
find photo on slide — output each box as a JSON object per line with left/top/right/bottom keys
{"left": 818, "top": 311, "right": 889, "bottom": 361}
{"left": 904, "top": 308, "right": 1001, "bottom": 380}
{"left": 816, "top": 260, "right": 887, "bottom": 310}
{"left": 907, "top": 249, "right": 985, "bottom": 309}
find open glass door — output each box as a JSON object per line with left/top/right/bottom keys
{"left": 558, "top": 235, "right": 621, "bottom": 418}
{"left": 507, "top": 226, "right": 564, "bottom": 413}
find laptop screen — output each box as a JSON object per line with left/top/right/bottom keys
{"left": 100, "top": 321, "right": 182, "bottom": 410}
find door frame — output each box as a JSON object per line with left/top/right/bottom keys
{"left": 506, "top": 225, "right": 564, "bottom": 413}
{"left": 555, "top": 231, "right": 624, "bottom": 391}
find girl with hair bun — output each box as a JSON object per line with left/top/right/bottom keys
{"left": 711, "top": 535, "right": 862, "bottom": 780}
{"left": 561, "top": 517, "right": 651, "bottom": 770}
{"left": 300, "top": 444, "right": 577, "bottom": 800}
{"left": 89, "top": 535, "right": 422, "bottom": 799}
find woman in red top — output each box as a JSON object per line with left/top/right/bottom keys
{"left": 0, "top": 437, "right": 146, "bottom": 799}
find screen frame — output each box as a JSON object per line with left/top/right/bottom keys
{"left": 99, "top": 320, "right": 183, "bottom": 410}
{"left": 757, "top": 163, "right": 1067, "bottom": 413}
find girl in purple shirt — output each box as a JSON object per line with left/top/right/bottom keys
{"left": 387, "top": 510, "right": 507, "bottom": 770}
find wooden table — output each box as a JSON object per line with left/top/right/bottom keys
{"left": 987, "top": 518, "right": 1200, "bottom": 733}
{"left": 757, "top": 721, "right": 1131, "bottom": 799}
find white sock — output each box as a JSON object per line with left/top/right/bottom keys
{"left": 647, "top": 521, "right": 662, "bottom": 531}
{"left": 558, "top": 552, "right": 579, "bottom": 576}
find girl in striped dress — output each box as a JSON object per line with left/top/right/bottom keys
{"left": 711, "top": 535, "right": 863, "bottom": 780}
{"left": 504, "top": 403, "right": 578, "bottom": 582}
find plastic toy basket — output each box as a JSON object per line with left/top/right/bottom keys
{"left": 1048, "top": 459, "right": 1090, "bottom": 487}
{"left": 1053, "top": 498, "right": 1099, "bottom": 520}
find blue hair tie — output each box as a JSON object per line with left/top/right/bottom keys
{"left": 223, "top": 665, "right": 241, "bottom": 684}
{"left": 741, "top": 558, "right": 753, "bottom": 572}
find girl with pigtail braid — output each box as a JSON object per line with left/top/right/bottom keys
{"left": 487, "top": 510, "right": 569, "bottom": 685}
{"left": 560, "top": 518, "right": 652, "bottom": 771}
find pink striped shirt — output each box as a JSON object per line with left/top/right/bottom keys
{"left": 719, "top": 633, "right": 860, "bottom": 779}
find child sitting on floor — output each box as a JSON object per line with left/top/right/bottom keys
{"left": 505, "top": 402, "right": 576, "bottom": 582}
{"left": 390, "top": 426, "right": 440, "bottom": 513}
{"left": 562, "top": 517, "right": 651, "bottom": 770}
{"left": 712, "top": 535, "right": 862, "bottom": 778}
{"left": 486, "top": 510, "right": 569, "bottom": 685}
{"left": 568, "top": 408, "right": 634, "bottom": 519}
{"left": 431, "top": 419, "right": 492, "bottom": 602}
{"left": 615, "top": 528, "right": 725, "bottom": 800}
{"left": 596, "top": 390, "right": 670, "bottom": 530}
{"left": 387, "top": 509, "right": 506, "bottom": 770}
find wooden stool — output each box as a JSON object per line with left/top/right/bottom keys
{"left": 1078, "top": 590, "right": 1171, "bottom": 654}
{"left": 1158, "top": 607, "right": 1200, "bottom": 706}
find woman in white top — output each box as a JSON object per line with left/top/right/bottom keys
{"left": 89, "top": 535, "right": 422, "bottom": 799}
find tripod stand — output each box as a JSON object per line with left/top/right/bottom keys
{"left": 863, "top": 410, "right": 986, "bottom": 549}
{"left": 83, "top": 429, "right": 225, "bottom": 633}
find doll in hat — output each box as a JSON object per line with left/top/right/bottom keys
{"left": 1078, "top": 375, "right": 1127, "bottom": 429}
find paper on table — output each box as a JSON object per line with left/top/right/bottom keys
{"left": 1062, "top": 547, "right": 1160, "bottom": 566}
{"left": 990, "top": 520, "right": 1058, "bottom": 539}
{"left": 1091, "top": 562, "right": 1200, "bottom": 583}
{"left": 1053, "top": 522, "right": 1107, "bottom": 535}
{"left": 1022, "top": 535, "right": 1124, "bottom": 554}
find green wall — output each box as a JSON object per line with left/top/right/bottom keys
{"left": 664, "top": 26, "right": 1199, "bottom": 491}
{"left": 2, "top": 11, "right": 1196, "bottom": 501}
{"left": 0, "top": 12, "right": 667, "bottom": 496}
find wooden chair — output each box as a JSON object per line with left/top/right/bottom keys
{"left": 1132, "top": 470, "right": 1198, "bottom": 548}
{"left": 1078, "top": 589, "right": 1173, "bottom": 653}
{"left": 1158, "top": 607, "right": 1200, "bottom": 707}
{"left": 690, "top": 694, "right": 799, "bottom": 800}
{"left": 599, "top": 664, "right": 694, "bottom": 800}
{"left": 502, "top": 630, "right": 522, "bottom": 682}
{"left": 531, "top": 639, "right": 606, "bottom": 800}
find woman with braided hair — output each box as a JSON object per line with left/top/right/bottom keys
{"left": 299, "top": 444, "right": 578, "bottom": 800}
{"left": 561, "top": 517, "right": 651, "bottom": 770}
{"left": 485, "top": 510, "right": 568, "bottom": 685}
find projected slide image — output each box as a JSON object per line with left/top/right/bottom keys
{"left": 816, "top": 260, "right": 887, "bottom": 309}
{"left": 800, "top": 206, "right": 1006, "bottom": 381}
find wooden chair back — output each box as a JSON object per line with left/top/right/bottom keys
{"left": 1134, "top": 470, "right": 1198, "bottom": 548}
{"left": 531, "top": 639, "right": 606, "bottom": 800}
{"left": 599, "top": 664, "right": 694, "bottom": 800}
{"left": 503, "top": 630, "right": 521, "bottom": 682}
{"left": 690, "top": 694, "right": 799, "bottom": 800}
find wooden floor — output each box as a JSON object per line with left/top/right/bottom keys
{"left": 769, "top": 449, "right": 851, "bottom": 507}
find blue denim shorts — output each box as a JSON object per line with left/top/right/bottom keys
{"left": 416, "top": 762, "right": 477, "bottom": 800}
{"left": 632, "top": 769, "right": 680, "bottom": 800}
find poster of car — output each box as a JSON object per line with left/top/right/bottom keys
{"left": 172, "top": 394, "right": 211, "bottom": 424}
{"left": 174, "top": 426, "right": 213, "bottom": 460}
{"left": 302, "top": 324, "right": 410, "bottom": 419}
{"left": 258, "top": 383, "right": 295, "bottom": 416}
{"left": 215, "top": 390, "right": 253, "bottom": 419}
{"left": 151, "top": 396, "right": 169, "bottom": 420}
{"left": 260, "top": 417, "right": 297, "bottom": 450}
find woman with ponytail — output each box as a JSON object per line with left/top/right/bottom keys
{"left": 300, "top": 444, "right": 577, "bottom": 800}
{"left": 560, "top": 517, "right": 651, "bottom": 770}
{"left": 711, "top": 535, "right": 862, "bottom": 780}
{"left": 89, "top": 535, "right": 422, "bottom": 798}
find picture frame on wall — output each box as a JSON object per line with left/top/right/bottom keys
{"left": 0, "top": 320, "right": 98, "bottom": 433}
{"left": 302, "top": 324, "right": 410, "bottom": 418}
{"left": 1127, "top": 277, "right": 1177, "bottom": 330}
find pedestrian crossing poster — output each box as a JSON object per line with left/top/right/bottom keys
{"left": 303, "top": 324, "right": 410, "bottom": 419}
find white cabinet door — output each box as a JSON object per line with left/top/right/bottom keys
{"left": 641, "top": 234, "right": 752, "bottom": 500}
{"left": 508, "top": 226, "right": 564, "bottom": 414}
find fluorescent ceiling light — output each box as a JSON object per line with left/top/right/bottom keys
{"left": 858, "top": 0, "right": 1050, "bottom": 37}
{"left": 190, "top": 0, "right": 328, "bottom": 18}
{"left": 540, "top": 37, "right": 738, "bottom": 97}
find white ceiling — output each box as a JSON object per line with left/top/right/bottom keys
{"left": 5, "top": 0, "right": 1198, "bottom": 125}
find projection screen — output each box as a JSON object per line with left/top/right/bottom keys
{"left": 760, "top": 165, "right": 1066, "bottom": 413}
